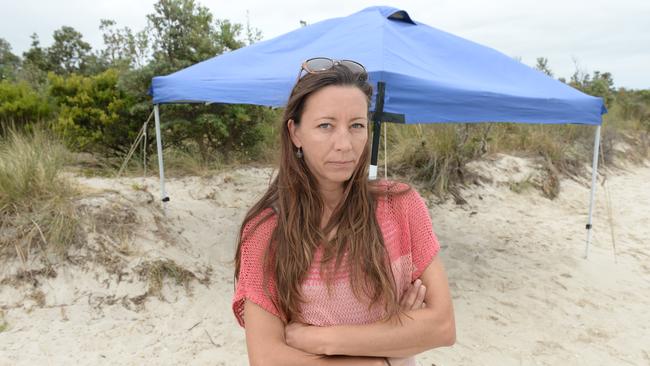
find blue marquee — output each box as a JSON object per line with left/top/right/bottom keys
{"left": 151, "top": 6, "right": 605, "bottom": 125}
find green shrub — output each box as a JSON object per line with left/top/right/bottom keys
{"left": 160, "top": 103, "right": 280, "bottom": 163}
{"left": 48, "top": 69, "right": 140, "bottom": 156}
{"left": 0, "top": 81, "right": 52, "bottom": 127}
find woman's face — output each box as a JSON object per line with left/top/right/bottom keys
{"left": 288, "top": 85, "right": 369, "bottom": 190}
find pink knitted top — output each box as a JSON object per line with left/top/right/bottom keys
{"left": 232, "top": 181, "right": 440, "bottom": 363}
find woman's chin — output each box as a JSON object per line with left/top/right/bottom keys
{"left": 322, "top": 172, "right": 354, "bottom": 185}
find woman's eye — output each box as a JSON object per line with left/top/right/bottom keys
{"left": 351, "top": 123, "right": 366, "bottom": 129}
{"left": 318, "top": 123, "right": 332, "bottom": 129}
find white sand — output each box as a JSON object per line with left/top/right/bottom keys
{"left": 1, "top": 157, "right": 648, "bottom": 365}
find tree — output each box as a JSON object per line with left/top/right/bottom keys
{"left": 20, "top": 34, "right": 50, "bottom": 85}
{"left": 147, "top": 0, "right": 221, "bottom": 73}
{"left": 535, "top": 57, "right": 553, "bottom": 77}
{"left": 245, "top": 10, "right": 263, "bottom": 45}
{"left": 570, "top": 68, "right": 615, "bottom": 106}
{"left": 46, "top": 26, "right": 92, "bottom": 74}
{"left": 215, "top": 19, "right": 246, "bottom": 52}
{"left": 99, "top": 19, "right": 151, "bottom": 69}
{"left": 22, "top": 34, "right": 48, "bottom": 70}
{"left": 0, "top": 38, "right": 21, "bottom": 81}
{"left": 142, "top": 0, "right": 273, "bottom": 162}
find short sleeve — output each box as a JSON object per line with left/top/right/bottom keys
{"left": 232, "top": 210, "right": 282, "bottom": 327}
{"left": 404, "top": 189, "right": 441, "bottom": 281}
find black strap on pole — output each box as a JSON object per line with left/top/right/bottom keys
{"left": 371, "top": 81, "right": 386, "bottom": 167}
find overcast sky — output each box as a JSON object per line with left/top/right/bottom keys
{"left": 2, "top": 0, "right": 649, "bottom": 89}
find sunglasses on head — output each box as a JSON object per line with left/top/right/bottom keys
{"left": 296, "top": 57, "right": 367, "bottom": 81}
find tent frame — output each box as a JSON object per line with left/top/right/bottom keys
{"left": 153, "top": 105, "right": 169, "bottom": 214}
{"left": 584, "top": 125, "right": 601, "bottom": 258}
{"left": 151, "top": 81, "right": 602, "bottom": 258}
{"left": 366, "top": 82, "right": 602, "bottom": 259}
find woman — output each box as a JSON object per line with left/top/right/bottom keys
{"left": 233, "top": 57, "right": 455, "bottom": 366}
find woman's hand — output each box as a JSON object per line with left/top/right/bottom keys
{"left": 285, "top": 321, "right": 324, "bottom": 354}
{"left": 400, "top": 278, "right": 426, "bottom": 310}
{"left": 384, "top": 281, "right": 427, "bottom": 366}
{"left": 285, "top": 322, "right": 408, "bottom": 365}
{"left": 285, "top": 278, "right": 428, "bottom": 356}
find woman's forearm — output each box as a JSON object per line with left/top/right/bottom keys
{"left": 252, "top": 341, "right": 387, "bottom": 366}
{"left": 319, "top": 307, "right": 455, "bottom": 358}
{"left": 283, "top": 258, "right": 455, "bottom": 359}
{"left": 315, "top": 258, "right": 456, "bottom": 358}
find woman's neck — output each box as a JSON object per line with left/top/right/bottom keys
{"left": 319, "top": 183, "right": 344, "bottom": 233}
{"left": 319, "top": 183, "right": 344, "bottom": 213}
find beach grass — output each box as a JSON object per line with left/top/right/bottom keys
{"left": 386, "top": 124, "right": 478, "bottom": 198}
{"left": 0, "top": 127, "right": 81, "bottom": 260}
{"left": 381, "top": 112, "right": 648, "bottom": 198}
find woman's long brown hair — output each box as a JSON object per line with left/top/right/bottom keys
{"left": 234, "top": 65, "right": 408, "bottom": 323}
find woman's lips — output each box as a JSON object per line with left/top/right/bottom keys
{"left": 329, "top": 160, "right": 354, "bottom": 166}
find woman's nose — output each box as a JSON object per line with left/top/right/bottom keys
{"left": 333, "top": 127, "right": 353, "bottom": 151}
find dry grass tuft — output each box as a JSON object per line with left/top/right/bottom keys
{"left": 28, "top": 289, "right": 46, "bottom": 307}
{"left": 508, "top": 176, "right": 536, "bottom": 194}
{"left": 136, "top": 259, "right": 211, "bottom": 300}
{"left": 385, "top": 116, "right": 648, "bottom": 200}
{"left": 0, "top": 309, "right": 7, "bottom": 332}
{"left": 70, "top": 195, "right": 142, "bottom": 278}
{"left": 389, "top": 124, "right": 486, "bottom": 199}
{"left": 0, "top": 128, "right": 83, "bottom": 261}
{"left": 0, "top": 267, "right": 57, "bottom": 287}
{"left": 486, "top": 124, "right": 593, "bottom": 180}
{"left": 540, "top": 159, "right": 561, "bottom": 199}
{"left": 91, "top": 201, "right": 139, "bottom": 242}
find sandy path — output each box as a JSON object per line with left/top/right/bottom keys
{"left": 421, "top": 160, "right": 650, "bottom": 365}
{"left": 1, "top": 160, "right": 648, "bottom": 365}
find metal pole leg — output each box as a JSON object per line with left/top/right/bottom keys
{"left": 153, "top": 105, "right": 169, "bottom": 212}
{"left": 584, "top": 125, "right": 601, "bottom": 258}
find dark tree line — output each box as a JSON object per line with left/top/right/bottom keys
{"left": 0, "top": 0, "right": 274, "bottom": 161}
{"left": 1, "top": 1, "right": 648, "bottom": 162}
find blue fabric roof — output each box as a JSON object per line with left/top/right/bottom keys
{"left": 151, "top": 6, "right": 605, "bottom": 125}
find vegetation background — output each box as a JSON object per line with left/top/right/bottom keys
{"left": 0, "top": 0, "right": 649, "bottom": 259}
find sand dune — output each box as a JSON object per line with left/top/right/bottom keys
{"left": 1, "top": 156, "right": 648, "bottom": 365}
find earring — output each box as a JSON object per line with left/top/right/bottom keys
{"left": 296, "top": 147, "right": 303, "bottom": 158}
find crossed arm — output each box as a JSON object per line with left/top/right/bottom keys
{"left": 244, "top": 256, "right": 455, "bottom": 366}
{"left": 245, "top": 302, "right": 389, "bottom": 366}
